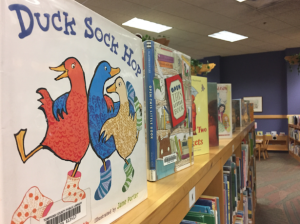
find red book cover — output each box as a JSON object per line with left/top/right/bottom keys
{"left": 165, "top": 75, "right": 187, "bottom": 127}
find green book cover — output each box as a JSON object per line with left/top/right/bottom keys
{"left": 185, "top": 211, "right": 215, "bottom": 224}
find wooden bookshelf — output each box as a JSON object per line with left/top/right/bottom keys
{"left": 112, "top": 122, "right": 256, "bottom": 224}
{"left": 289, "top": 124, "right": 300, "bottom": 129}
{"left": 289, "top": 151, "right": 300, "bottom": 163}
{"left": 288, "top": 122, "right": 300, "bottom": 161}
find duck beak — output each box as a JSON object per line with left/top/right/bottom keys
{"left": 110, "top": 67, "right": 120, "bottom": 77}
{"left": 49, "top": 64, "right": 68, "bottom": 81}
{"left": 107, "top": 83, "right": 116, "bottom": 93}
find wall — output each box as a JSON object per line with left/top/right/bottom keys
{"left": 285, "top": 47, "right": 300, "bottom": 114}
{"left": 220, "top": 50, "right": 289, "bottom": 134}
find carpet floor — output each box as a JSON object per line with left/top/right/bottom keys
{"left": 255, "top": 152, "right": 300, "bottom": 224}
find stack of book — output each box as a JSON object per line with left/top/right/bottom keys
{"left": 181, "top": 196, "right": 221, "bottom": 224}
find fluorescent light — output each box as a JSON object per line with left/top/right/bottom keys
{"left": 122, "top": 18, "right": 172, "bottom": 33}
{"left": 236, "top": 0, "right": 246, "bottom": 2}
{"left": 208, "top": 31, "right": 248, "bottom": 42}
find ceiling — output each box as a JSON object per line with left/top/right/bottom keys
{"left": 76, "top": 0, "right": 300, "bottom": 59}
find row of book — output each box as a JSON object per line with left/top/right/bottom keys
{"left": 288, "top": 115, "right": 300, "bottom": 125}
{"left": 144, "top": 41, "right": 255, "bottom": 181}
{"left": 289, "top": 143, "right": 300, "bottom": 156}
{"left": 289, "top": 127, "right": 300, "bottom": 140}
{"left": 180, "top": 140, "right": 256, "bottom": 224}
{"left": 181, "top": 196, "right": 221, "bottom": 224}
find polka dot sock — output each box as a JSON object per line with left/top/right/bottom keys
{"left": 94, "top": 160, "right": 112, "bottom": 200}
{"left": 62, "top": 170, "right": 86, "bottom": 203}
{"left": 11, "top": 186, "right": 53, "bottom": 224}
{"left": 122, "top": 158, "right": 134, "bottom": 193}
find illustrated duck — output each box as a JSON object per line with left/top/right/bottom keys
{"left": 14, "top": 57, "right": 89, "bottom": 202}
{"left": 100, "top": 77, "right": 142, "bottom": 193}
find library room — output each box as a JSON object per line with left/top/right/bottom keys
{"left": 1, "top": 0, "right": 300, "bottom": 224}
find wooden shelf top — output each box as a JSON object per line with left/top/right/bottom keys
{"left": 112, "top": 122, "right": 255, "bottom": 224}
{"left": 289, "top": 124, "right": 300, "bottom": 129}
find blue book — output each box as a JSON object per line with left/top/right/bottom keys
{"left": 190, "top": 205, "right": 212, "bottom": 214}
{"left": 195, "top": 199, "right": 213, "bottom": 209}
{"left": 144, "top": 41, "right": 157, "bottom": 174}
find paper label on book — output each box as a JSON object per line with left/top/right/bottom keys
{"left": 165, "top": 75, "right": 187, "bottom": 127}
{"left": 158, "top": 60, "right": 173, "bottom": 69}
{"left": 40, "top": 199, "right": 86, "bottom": 224}
{"left": 163, "top": 153, "right": 177, "bottom": 166}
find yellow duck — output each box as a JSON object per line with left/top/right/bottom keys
{"left": 100, "top": 77, "right": 142, "bottom": 192}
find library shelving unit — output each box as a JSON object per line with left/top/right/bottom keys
{"left": 288, "top": 124, "right": 300, "bottom": 163}
{"left": 112, "top": 122, "right": 256, "bottom": 224}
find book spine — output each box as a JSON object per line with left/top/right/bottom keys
{"left": 144, "top": 41, "right": 157, "bottom": 179}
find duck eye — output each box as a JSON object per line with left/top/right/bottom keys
{"left": 105, "top": 66, "right": 107, "bottom": 71}
{"left": 71, "top": 63, "right": 75, "bottom": 69}
{"left": 118, "top": 82, "right": 121, "bottom": 87}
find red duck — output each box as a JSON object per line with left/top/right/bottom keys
{"left": 14, "top": 57, "right": 89, "bottom": 203}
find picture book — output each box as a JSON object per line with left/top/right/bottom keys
{"left": 242, "top": 100, "right": 250, "bottom": 126}
{"left": 144, "top": 41, "right": 193, "bottom": 181}
{"left": 249, "top": 103, "right": 254, "bottom": 122}
{"left": 232, "top": 99, "right": 242, "bottom": 128}
{"left": 191, "top": 76, "right": 209, "bottom": 156}
{"left": 1, "top": 1, "right": 147, "bottom": 224}
{"left": 208, "top": 82, "right": 219, "bottom": 147}
{"left": 217, "top": 84, "right": 232, "bottom": 138}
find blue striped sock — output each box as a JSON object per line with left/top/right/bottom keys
{"left": 94, "top": 160, "right": 112, "bottom": 200}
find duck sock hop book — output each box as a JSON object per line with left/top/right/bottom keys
{"left": 144, "top": 41, "right": 194, "bottom": 181}
{"left": 0, "top": 1, "right": 147, "bottom": 223}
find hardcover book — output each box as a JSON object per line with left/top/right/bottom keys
{"left": 249, "top": 103, "right": 254, "bottom": 122}
{"left": 191, "top": 76, "right": 209, "bottom": 156}
{"left": 217, "top": 84, "right": 232, "bottom": 138}
{"left": 232, "top": 99, "right": 242, "bottom": 128}
{"left": 144, "top": 41, "right": 194, "bottom": 181}
{"left": 1, "top": 1, "right": 147, "bottom": 224}
{"left": 208, "top": 82, "right": 219, "bottom": 147}
{"left": 242, "top": 100, "right": 250, "bottom": 126}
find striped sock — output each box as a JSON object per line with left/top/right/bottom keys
{"left": 94, "top": 160, "right": 112, "bottom": 200}
{"left": 134, "top": 97, "right": 142, "bottom": 131}
{"left": 122, "top": 158, "right": 134, "bottom": 193}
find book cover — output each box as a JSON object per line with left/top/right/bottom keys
{"left": 217, "top": 84, "right": 232, "bottom": 138}
{"left": 207, "top": 82, "right": 219, "bottom": 147}
{"left": 232, "top": 99, "right": 242, "bottom": 128}
{"left": 144, "top": 41, "right": 193, "bottom": 181}
{"left": 243, "top": 100, "right": 251, "bottom": 126}
{"left": 1, "top": 1, "right": 147, "bottom": 224}
{"left": 191, "top": 76, "right": 209, "bottom": 156}
{"left": 249, "top": 103, "right": 254, "bottom": 122}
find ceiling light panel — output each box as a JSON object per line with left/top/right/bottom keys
{"left": 208, "top": 31, "right": 248, "bottom": 42}
{"left": 122, "top": 18, "right": 172, "bottom": 33}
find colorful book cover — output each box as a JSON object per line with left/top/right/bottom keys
{"left": 1, "top": 1, "right": 147, "bottom": 224}
{"left": 232, "top": 99, "right": 242, "bottom": 128}
{"left": 249, "top": 103, "right": 254, "bottom": 122}
{"left": 217, "top": 84, "right": 232, "bottom": 138}
{"left": 144, "top": 41, "right": 193, "bottom": 181}
{"left": 207, "top": 82, "right": 219, "bottom": 147}
{"left": 243, "top": 100, "right": 251, "bottom": 126}
{"left": 191, "top": 76, "right": 209, "bottom": 156}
